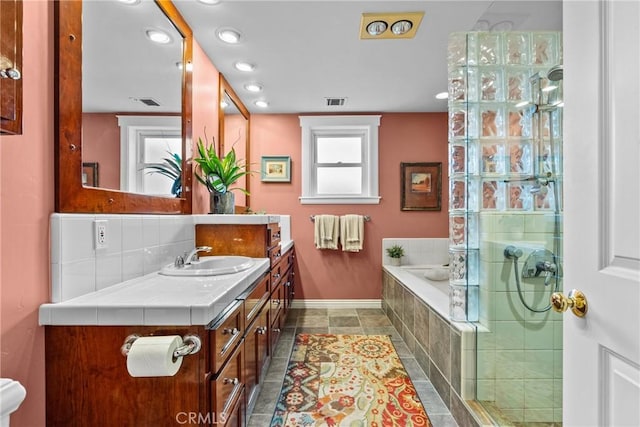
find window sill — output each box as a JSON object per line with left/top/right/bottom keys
{"left": 299, "top": 196, "right": 381, "bottom": 205}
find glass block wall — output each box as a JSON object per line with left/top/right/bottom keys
{"left": 447, "top": 31, "right": 564, "bottom": 424}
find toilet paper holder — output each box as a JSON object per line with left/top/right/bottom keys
{"left": 120, "top": 334, "right": 202, "bottom": 359}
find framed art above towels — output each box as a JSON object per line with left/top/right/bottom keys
{"left": 401, "top": 162, "right": 442, "bottom": 211}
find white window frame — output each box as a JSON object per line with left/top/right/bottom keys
{"left": 117, "top": 115, "right": 181, "bottom": 194}
{"left": 299, "top": 115, "right": 381, "bottom": 204}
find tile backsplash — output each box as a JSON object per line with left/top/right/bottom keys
{"left": 51, "top": 214, "right": 194, "bottom": 302}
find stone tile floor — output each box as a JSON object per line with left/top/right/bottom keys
{"left": 247, "top": 308, "right": 459, "bottom": 427}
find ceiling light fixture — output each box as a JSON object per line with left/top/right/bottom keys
{"left": 360, "top": 12, "right": 424, "bottom": 40}
{"left": 390, "top": 20, "right": 413, "bottom": 35}
{"left": 117, "top": 0, "right": 140, "bottom": 5}
{"left": 254, "top": 100, "right": 269, "bottom": 108}
{"left": 217, "top": 28, "right": 241, "bottom": 44}
{"left": 366, "top": 21, "right": 388, "bottom": 36}
{"left": 197, "top": 0, "right": 221, "bottom": 5}
{"left": 234, "top": 62, "right": 255, "bottom": 72}
{"left": 146, "top": 29, "right": 171, "bottom": 44}
{"left": 435, "top": 91, "right": 449, "bottom": 100}
{"left": 244, "top": 83, "right": 263, "bottom": 93}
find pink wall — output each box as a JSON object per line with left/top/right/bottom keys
{"left": 191, "top": 40, "right": 220, "bottom": 214}
{"left": 249, "top": 113, "right": 449, "bottom": 300}
{"left": 82, "top": 113, "right": 120, "bottom": 189}
{"left": 0, "top": 1, "right": 53, "bottom": 425}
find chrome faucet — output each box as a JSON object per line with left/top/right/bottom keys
{"left": 184, "top": 246, "right": 212, "bottom": 264}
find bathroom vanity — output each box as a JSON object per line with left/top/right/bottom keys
{"left": 41, "top": 214, "right": 296, "bottom": 426}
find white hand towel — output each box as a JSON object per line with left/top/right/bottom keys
{"left": 339, "top": 214, "right": 364, "bottom": 252}
{"left": 314, "top": 215, "right": 339, "bottom": 250}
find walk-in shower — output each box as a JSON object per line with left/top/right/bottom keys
{"left": 448, "top": 31, "right": 563, "bottom": 425}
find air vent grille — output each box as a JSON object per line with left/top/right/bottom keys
{"left": 139, "top": 98, "right": 161, "bottom": 106}
{"left": 325, "top": 97, "right": 346, "bottom": 106}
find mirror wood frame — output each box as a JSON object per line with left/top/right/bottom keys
{"left": 54, "top": 0, "right": 193, "bottom": 214}
{"left": 218, "top": 74, "right": 251, "bottom": 210}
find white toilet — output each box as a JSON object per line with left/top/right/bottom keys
{"left": 0, "top": 379, "right": 26, "bottom": 427}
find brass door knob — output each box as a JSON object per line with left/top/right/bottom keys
{"left": 551, "top": 289, "right": 588, "bottom": 317}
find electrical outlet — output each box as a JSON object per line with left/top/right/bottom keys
{"left": 94, "top": 220, "right": 108, "bottom": 250}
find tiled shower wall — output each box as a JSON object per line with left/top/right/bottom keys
{"left": 50, "top": 214, "right": 194, "bottom": 302}
{"left": 476, "top": 212, "right": 563, "bottom": 424}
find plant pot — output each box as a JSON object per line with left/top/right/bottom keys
{"left": 210, "top": 191, "right": 235, "bottom": 214}
{"left": 389, "top": 257, "right": 401, "bottom": 266}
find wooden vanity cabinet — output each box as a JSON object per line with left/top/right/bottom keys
{"left": 195, "top": 222, "right": 280, "bottom": 259}
{"left": 45, "top": 325, "right": 209, "bottom": 426}
{"left": 0, "top": 0, "right": 23, "bottom": 135}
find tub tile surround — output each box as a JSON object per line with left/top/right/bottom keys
{"left": 50, "top": 213, "right": 291, "bottom": 303}
{"left": 381, "top": 238, "right": 480, "bottom": 427}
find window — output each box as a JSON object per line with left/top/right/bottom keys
{"left": 117, "top": 115, "right": 181, "bottom": 196}
{"left": 299, "top": 115, "right": 381, "bottom": 204}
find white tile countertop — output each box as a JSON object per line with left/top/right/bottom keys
{"left": 39, "top": 258, "right": 270, "bottom": 326}
{"left": 191, "top": 214, "right": 281, "bottom": 225}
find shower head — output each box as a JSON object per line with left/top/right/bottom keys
{"left": 547, "top": 65, "right": 563, "bottom": 81}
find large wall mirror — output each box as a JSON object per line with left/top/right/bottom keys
{"left": 219, "top": 75, "right": 250, "bottom": 211}
{"left": 55, "top": 0, "right": 193, "bottom": 213}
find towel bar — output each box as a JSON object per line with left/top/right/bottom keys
{"left": 310, "top": 215, "right": 370, "bottom": 222}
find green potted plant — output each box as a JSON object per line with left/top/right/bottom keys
{"left": 145, "top": 151, "right": 182, "bottom": 197}
{"left": 193, "top": 135, "right": 251, "bottom": 214}
{"left": 386, "top": 244, "right": 405, "bottom": 266}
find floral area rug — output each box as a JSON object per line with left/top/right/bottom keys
{"left": 270, "top": 334, "right": 431, "bottom": 427}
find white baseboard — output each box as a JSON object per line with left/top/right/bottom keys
{"left": 290, "top": 299, "right": 382, "bottom": 309}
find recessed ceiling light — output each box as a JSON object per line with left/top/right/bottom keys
{"left": 217, "top": 28, "right": 241, "bottom": 44}
{"left": 244, "top": 83, "right": 263, "bottom": 92}
{"left": 254, "top": 100, "right": 269, "bottom": 108}
{"left": 146, "top": 29, "right": 171, "bottom": 44}
{"left": 435, "top": 91, "right": 449, "bottom": 100}
{"left": 234, "top": 62, "right": 255, "bottom": 72}
{"left": 366, "top": 20, "right": 388, "bottom": 36}
{"left": 391, "top": 20, "right": 412, "bottom": 35}
{"left": 491, "top": 20, "right": 514, "bottom": 31}
{"left": 117, "top": 0, "right": 140, "bottom": 4}
{"left": 197, "top": 0, "right": 221, "bottom": 4}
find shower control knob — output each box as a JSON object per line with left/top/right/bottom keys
{"left": 551, "top": 289, "right": 588, "bottom": 318}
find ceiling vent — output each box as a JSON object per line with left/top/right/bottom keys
{"left": 325, "top": 97, "right": 346, "bottom": 107}
{"left": 138, "top": 97, "right": 161, "bottom": 107}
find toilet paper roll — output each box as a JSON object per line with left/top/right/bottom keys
{"left": 126, "top": 335, "right": 184, "bottom": 377}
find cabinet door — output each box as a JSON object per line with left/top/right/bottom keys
{"left": 244, "top": 306, "right": 269, "bottom": 410}
{"left": 210, "top": 342, "right": 244, "bottom": 424}
{"left": 0, "top": 0, "right": 23, "bottom": 135}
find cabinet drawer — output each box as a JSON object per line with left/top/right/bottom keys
{"left": 268, "top": 244, "right": 282, "bottom": 267}
{"left": 244, "top": 274, "right": 270, "bottom": 326}
{"left": 270, "top": 281, "right": 284, "bottom": 327}
{"left": 211, "top": 343, "right": 244, "bottom": 424}
{"left": 270, "top": 257, "right": 285, "bottom": 288}
{"left": 209, "top": 301, "right": 243, "bottom": 374}
{"left": 267, "top": 223, "right": 281, "bottom": 248}
{"left": 270, "top": 308, "right": 283, "bottom": 353}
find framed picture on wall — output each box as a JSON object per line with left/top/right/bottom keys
{"left": 261, "top": 156, "right": 291, "bottom": 182}
{"left": 401, "top": 162, "right": 442, "bottom": 211}
{"left": 82, "top": 162, "right": 99, "bottom": 187}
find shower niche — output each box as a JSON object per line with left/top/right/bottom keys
{"left": 447, "top": 31, "right": 564, "bottom": 425}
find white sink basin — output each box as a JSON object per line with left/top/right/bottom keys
{"left": 160, "top": 256, "right": 255, "bottom": 277}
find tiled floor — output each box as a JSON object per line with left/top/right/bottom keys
{"left": 247, "top": 308, "right": 459, "bottom": 427}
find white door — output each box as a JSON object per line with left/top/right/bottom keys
{"left": 563, "top": 1, "right": 640, "bottom": 426}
